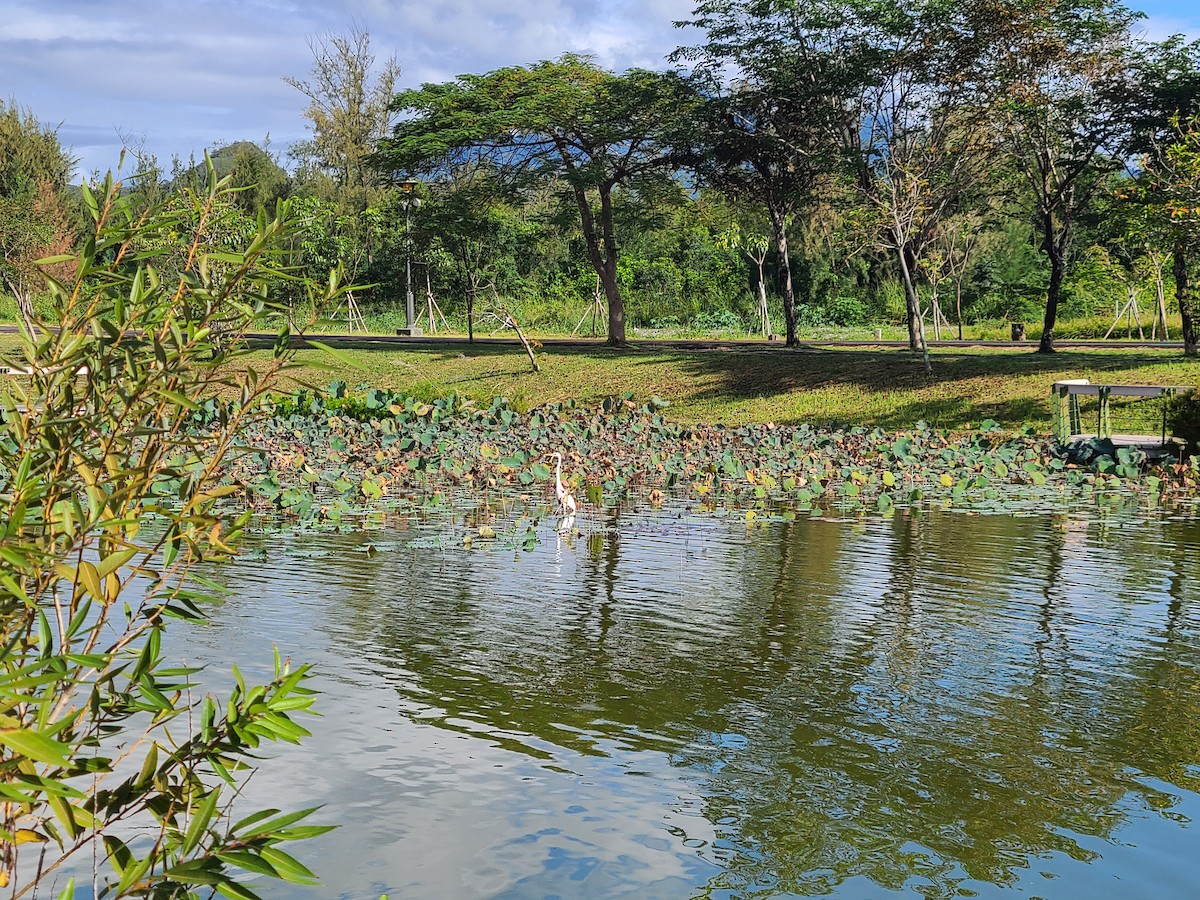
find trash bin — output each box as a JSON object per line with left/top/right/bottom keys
{"left": 1011, "top": 322, "right": 1026, "bottom": 341}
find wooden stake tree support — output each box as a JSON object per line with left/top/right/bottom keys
{"left": 341, "top": 290, "right": 367, "bottom": 333}
{"left": 481, "top": 285, "right": 540, "bottom": 372}
{"left": 1104, "top": 285, "right": 1146, "bottom": 340}
{"left": 414, "top": 269, "right": 450, "bottom": 334}
{"left": 573, "top": 275, "right": 609, "bottom": 337}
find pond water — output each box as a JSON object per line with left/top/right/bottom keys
{"left": 175, "top": 504, "right": 1200, "bottom": 898}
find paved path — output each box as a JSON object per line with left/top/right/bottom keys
{"left": 246, "top": 334, "right": 1188, "bottom": 352}
{"left": 0, "top": 324, "right": 1185, "bottom": 352}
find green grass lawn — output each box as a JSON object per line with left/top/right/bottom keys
{"left": 3, "top": 332, "right": 1194, "bottom": 431}
{"left": 259, "top": 341, "right": 1198, "bottom": 432}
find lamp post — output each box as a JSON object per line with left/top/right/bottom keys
{"left": 396, "top": 178, "right": 423, "bottom": 337}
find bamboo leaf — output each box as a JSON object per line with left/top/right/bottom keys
{"left": 96, "top": 547, "right": 139, "bottom": 578}
{"left": 181, "top": 789, "right": 221, "bottom": 856}
{"left": 258, "top": 845, "right": 319, "bottom": 884}
{"left": 215, "top": 876, "right": 264, "bottom": 900}
{"left": 306, "top": 339, "right": 363, "bottom": 371}
{"left": 77, "top": 560, "right": 103, "bottom": 601}
{"left": 0, "top": 728, "right": 71, "bottom": 767}
{"left": 216, "top": 849, "right": 280, "bottom": 878}
{"left": 236, "top": 806, "right": 323, "bottom": 838}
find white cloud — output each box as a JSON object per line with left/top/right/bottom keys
{"left": 2, "top": 0, "right": 701, "bottom": 178}
{"left": 18, "top": 0, "right": 1189, "bottom": 182}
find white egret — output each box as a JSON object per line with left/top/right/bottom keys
{"left": 551, "top": 451, "right": 577, "bottom": 515}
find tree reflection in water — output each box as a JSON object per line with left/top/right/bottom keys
{"left": 199, "top": 506, "right": 1200, "bottom": 898}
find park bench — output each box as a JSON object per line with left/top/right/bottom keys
{"left": 1050, "top": 379, "right": 1191, "bottom": 455}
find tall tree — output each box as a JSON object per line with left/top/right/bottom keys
{"left": 285, "top": 24, "right": 400, "bottom": 208}
{"left": 1130, "top": 37, "right": 1200, "bottom": 355}
{"left": 1134, "top": 114, "right": 1200, "bottom": 355}
{"left": 374, "top": 56, "right": 699, "bottom": 345}
{"left": 845, "top": 11, "right": 994, "bottom": 361}
{"left": 686, "top": 85, "right": 831, "bottom": 346}
{"left": 0, "top": 99, "right": 77, "bottom": 329}
{"left": 985, "top": 0, "right": 1141, "bottom": 352}
{"left": 677, "top": 0, "right": 991, "bottom": 358}
{"left": 675, "top": 0, "right": 859, "bottom": 347}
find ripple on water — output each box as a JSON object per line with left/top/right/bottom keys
{"left": 155, "top": 504, "right": 1200, "bottom": 898}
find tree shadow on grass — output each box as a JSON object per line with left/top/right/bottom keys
{"left": 425, "top": 346, "right": 520, "bottom": 363}
{"left": 365, "top": 341, "right": 1178, "bottom": 390}
{"left": 860, "top": 396, "right": 1051, "bottom": 431}
{"left": 306, "top": 340, "right": 1185, "bottom": 429}
{"left": 658, "top": 347, "right": 1179, "bottom": 397}
{"left": 629, "top": 346, "right": 1181, "bottom": 429}
{"left": 442, "top": 367, "right": 535, "bottom": 385}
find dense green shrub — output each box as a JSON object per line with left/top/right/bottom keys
{"left": 1166, "top": 389, "right": 1200, "bottom": 452}
{"left": 0, "top": 164, "right": 341, "bottom": 897}
{"left": 693, "top": 309, "right": 745, "bottom": 332}
{"left": 824, "top": 295, "right": 870, "bottom": 326}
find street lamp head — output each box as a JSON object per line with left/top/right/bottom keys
{"left": 397, "top": 178, "right": 423, "bottom": 211}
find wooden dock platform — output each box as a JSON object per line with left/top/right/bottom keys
{"left": 1051, "top": 380, "right": 1191, "bottom": 458}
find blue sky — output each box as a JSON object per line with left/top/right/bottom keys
{"left": 4, "top": 0, "right": 1198, "bottom": 180}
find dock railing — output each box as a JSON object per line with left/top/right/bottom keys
{"left": 1050, "top": 379, "right": 1190, "bottom": 445}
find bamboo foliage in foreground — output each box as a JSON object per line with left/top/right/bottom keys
{"left": 0, "top": 159, "right": 347, "bottom": 898}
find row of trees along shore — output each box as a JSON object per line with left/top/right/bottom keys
{"left": 5, "top": 1, "right": 1200, "bottom": 359}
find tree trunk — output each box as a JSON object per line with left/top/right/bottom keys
{"left": 597, "top": 187, "right": 625, "bottom": 345}
{"left": 896, "top": 239, "right": 931, "bottom": 372}
{"left": 1, "top": 272, "right": 36, "bottom": 335}
{"left": 1039, "top": 250, "right": 1065, "bottom": 353}
{"left": 1174, "top": 240, "right": 1197, "bottom": 356}
{"left": 767, "top": 204, "right": 797, "bottom": 347}
{"left": 897, "top": 240, "right": 921, "bottom": 352}
{"left": 16, "top": 293, "right": 36, "bottom": 336}
{"left": 574, "top": 184, "right": 625, "bottom": 346}
{"left": 599, "top": 256, "right": 625, "bottom": 345}
{"left": 1039, "top": 214, "right": 1068, "bottom": 354}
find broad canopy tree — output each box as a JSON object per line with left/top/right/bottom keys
{"left": 985, "top": 0, "right": 1142, "bottom": 352}
{"left": 676, "top": 0, "right": 863, "bottom": 347}
{"left": 373, "top": 54, "right": 700, "bottom": 345}
{"left": 676, "top": 78, "right": 829, "bottom": 347}
{"left": 677, "top": 0, "right": 994, "bottom": 357}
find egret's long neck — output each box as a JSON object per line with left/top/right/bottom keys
{"left": 555, "top": 454, "right": 562, "bottom": 481}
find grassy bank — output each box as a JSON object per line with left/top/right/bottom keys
{"left": 3, "top": 333, "right": 1194, "bottom": 431}
{"left": 256, "top": 342, "right": 1196, "bottom": 432}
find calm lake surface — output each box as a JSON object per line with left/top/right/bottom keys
{"left": 176, "top": 504, "right": 1200, "bottom": 898}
